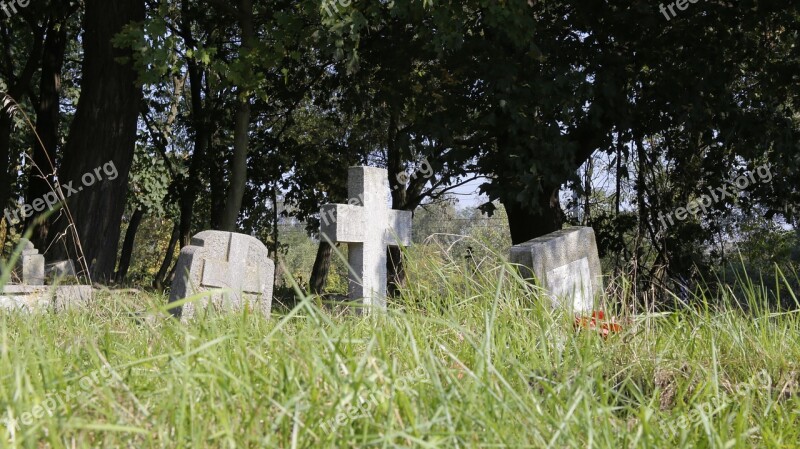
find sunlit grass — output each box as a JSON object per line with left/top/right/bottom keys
{"left": 0, "top": 242, "right": 797, "bottom": 448}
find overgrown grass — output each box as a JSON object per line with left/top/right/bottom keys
{"left": 0, "top": 244, "right": 798, "bottom": 448}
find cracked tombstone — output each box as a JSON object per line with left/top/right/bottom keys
{"left": 510, "top": 227, "right": 604, "bottom": 312}
{"left": 319, "top": 166, "right": 412, "bottom": 311}
{"left": 169, "top": 231, "right": 275, "bottom": 319}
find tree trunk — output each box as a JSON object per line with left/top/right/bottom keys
{"left": 209, "top": 141, "right": 226, "bottom": 229}
{"left": 27, "top": 18, "right": 68, "bottom": 249}
{"left": 309, "top": 241, "right": 333, "bottom": 294}
{"left": 583, "top": 158, "right": 592, "bottom": 225}
{"left": 387, "top": 246, "right": 405, "bottom": 298}
{"left": 0, "top": 29, "right": 44, "bottom": 219}
{"left": 177, "top": 73, "right": 209, "bottom": 245}
{"left": 153, "top": 221, "right": 180, "bottom": 290}
{"left": 47, "top": 0, "right": 145, "bottom": 280}
{"left": 494, "top": 115, "right": 610, "bottom": 245}
{"left": 503, "top": 184, "right": 565, "bottom": 245}
{"left": 178, "top": 0, "right": 210, "bottom": 247}
{"left": 0, "top": 116, "right": 13, "bottom": 215}
{"left": 220, "top": 0, "right": 255, "bottom": 231}
{"left": 270, "top": 187, "right": 279, "bottom": 256}
{"left": 114, "top": 207, "right": 145, "bottom": 283}
{"left": 385, "top": 111, "right": 411, "bottom": 297}
{"left": 221, "top": 100, "right": 251, "bottom": 230}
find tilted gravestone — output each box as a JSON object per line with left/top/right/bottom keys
{"left": 320, "top": 166, "right": 412, "bottom": 310}
{"left": 169, "top": 231, "right": 275, "bottom": 319}
{"left": 510, "top": 227, "right": 603, "bottom": 312}
{"left": 46, "top": 260, "right": 77, "bottom": 278}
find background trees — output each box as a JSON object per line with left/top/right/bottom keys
{"left": 0, "top": 0, "right": 797, "bottom": 304}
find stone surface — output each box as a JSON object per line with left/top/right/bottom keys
{"left": 20, "top": 239, "right": 36, "bottom": 254}
{"left": 510, "top": 227, "right": 604, "bottom": 312}
{"left": 46, "top": 260, "right": 77, "bottom": 278}
{"left": 320, "top": 166, "right": 412, "bottom": 310}
{"left": 2, "top": 241, "right": 90, "bottom": 312}
{"left": 18, "top": 239, "right": 45, "bottom": 285}
{"left": 169, "top": 231, "right": 275, "bottom": 319}
{"left": 0, "top": 285, "right": 93, "bottom": 312}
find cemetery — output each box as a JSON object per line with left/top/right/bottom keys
{"left": 0, "top": 1, "right": 798, "bottom": 447}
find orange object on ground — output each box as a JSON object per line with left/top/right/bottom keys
{"left": 574, "top": 311, "right": 622, "bottom": 339}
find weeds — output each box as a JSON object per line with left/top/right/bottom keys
{"left": 0, "top": 244, "right": 796, "bottom": 447}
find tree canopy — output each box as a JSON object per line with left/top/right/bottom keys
{"left": 0, "top": 0, "right": 797, "bottom": 297}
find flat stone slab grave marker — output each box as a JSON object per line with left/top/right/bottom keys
{"left": 320, "top": 166, "right": 412, "bottom": 310}
{"left": 169, "top": 231, "right": 275, "bottom": 319}
{"left": 0, "top": 239, "right": 92, "bottom": 312}
{"left": 510, "top": 227, "right": 604, "bottom": 312}
{"left": 0, "top": 285, "right": 92, "bottom": 311}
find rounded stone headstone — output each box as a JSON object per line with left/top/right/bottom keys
{"left": 169, "top": 231, "right": 275, "bottom": 319}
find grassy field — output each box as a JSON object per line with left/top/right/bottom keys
{"left": 0, "top": 245, "right": 798, "bottom": 448}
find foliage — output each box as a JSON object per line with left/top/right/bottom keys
{"left": 127, "top": 145, "right": 178, "bottom": 217}
{"left": 119, "top": 214, "right": 180, "bottom": 287}
{"left": 0, "top": 0, "right": 798, "bottom": 300}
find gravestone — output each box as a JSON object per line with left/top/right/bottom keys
{"left": 510, "top": 227, "right": 603, "bottom": 312}
{"left": 320, "top": 166, "right": 412, "bottom": 310}
{"left": 46, "top": 260, "right": 77, "bottom": 278}
{"left": 20, "top": 239, "right": 45, "bottom": 285}
{"left": 0, "top": 285, "right": 92, "bottom": 311}
{"left": 0, "top": 240, "right": 92, "bottom": 311}
{"left": 169, "top": 231, "right": 275, "bottom": 319}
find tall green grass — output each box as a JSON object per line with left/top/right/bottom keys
{"left": 0, "top": 243, "right": 797, "bottom": 448}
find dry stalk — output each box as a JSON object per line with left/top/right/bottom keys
{"left": 1, "top": 92, "right": 91, "bottom": 283}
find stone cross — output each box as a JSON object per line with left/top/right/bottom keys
{"left": 510, "top": 227, "right": 604, "bottom": 312}
{"left": 320, "top": 166, "right": 412, "bottom": 310}
{"left": 169, "top": 231, "right": 275, "bottom": 319}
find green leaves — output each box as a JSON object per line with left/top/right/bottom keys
{"left": 128, "top": 146, "right": 176, "bottom": 217}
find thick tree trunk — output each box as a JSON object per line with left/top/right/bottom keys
{"left": 114, "top": 207, "right": 145, "bottom": 283}
{"left": 47, "top": 0, "right": 145, "bottom": 280}
{"left": 493, "top": 113, "right": 610, "bottom": 245}
{"left": 27, "top": 19, "right": 68, "bottom": 249}
{"left": 309, "top": 241, "right": 333, "bottom": 294}
{"left": 503, "top": 185, "right": 565, "bottom": 245}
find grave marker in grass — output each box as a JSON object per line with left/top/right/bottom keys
{"left": 0, "top": 239, "right": 91, "bottom": 311}
{"left": 510, "top": 227, "right": 604, "bottom": 312}
{"left": 169, "top": 231, "right": 275, "bottom": 319}
{"left": 319, "top": 166, "right": 412, "bottom": 310}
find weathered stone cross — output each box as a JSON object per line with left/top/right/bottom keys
{"left": 320, "top": 166, "right": 412, "bottom": 310}
{"left": 200, "top": 233, "right": 262, "bottom": 296}
{"left": 169, "top": 231, "right": 275, "bottom": 319}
